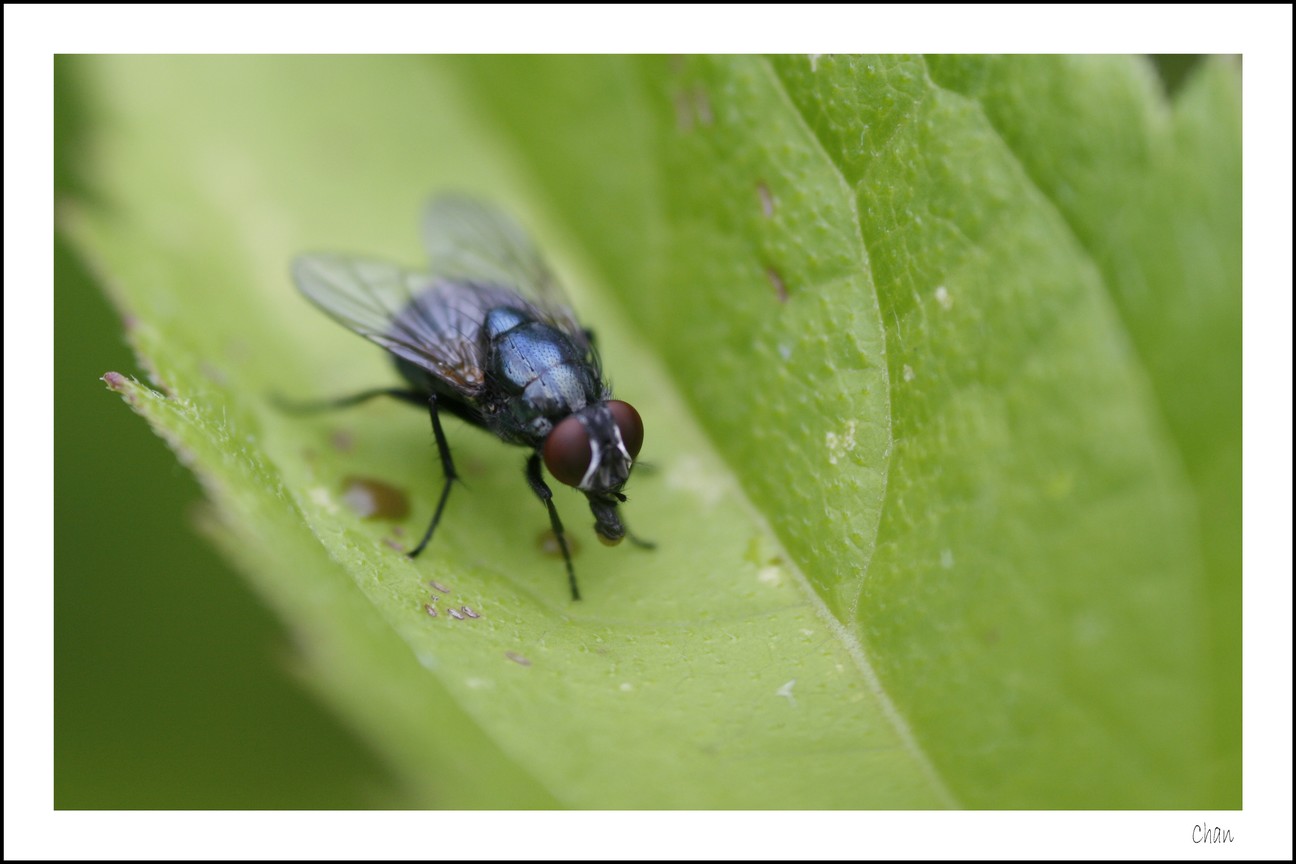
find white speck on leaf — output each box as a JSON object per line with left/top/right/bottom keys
{"left": 903, "top": 364, "right": 916, "bottom": 382}
{"left": 776, "top": 680, "right": 797, "bottom": 707}
{"left": 935, "top": 285, "right": 953, "bottom": 310}
{"left": 308, "top": 486, "right": 337, "bottom": 514}
{"left": 825, "top": 420, "right": 857, "bottom": 465}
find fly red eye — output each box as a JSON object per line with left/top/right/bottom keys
{"left": 608, "top": 400, "right": 643, "bottom": 459}
{"left": 543, "top": 415, "right": 593, "bottom": 488}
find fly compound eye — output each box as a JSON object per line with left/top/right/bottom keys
{"left": 607, "top": 401, "right": 644, "bottom": 460}
{"left": 543, "top": 415, "right": 593, "bottom": 488}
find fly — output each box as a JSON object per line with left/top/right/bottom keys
{"left": 288, "top": 195, "right": 648, "bottom": 600}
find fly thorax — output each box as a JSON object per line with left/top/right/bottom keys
{"left": 484, "top": 307, "right": 601, "bottom": 441}
{"left": 487, "top": 314, "right": 563, "bottom": 393}
{"left": 483, "top": 306, "right": 529, "bottom": 339}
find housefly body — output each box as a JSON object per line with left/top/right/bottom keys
{"left": 290, "top": 195, "right": 647, "bottom": 600}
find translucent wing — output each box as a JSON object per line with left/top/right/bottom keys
{"left": 422, "top": 195, "right": 590, "bottom": 351}
{"left": 293, "top": 253, "right": 523, "bottom": 397}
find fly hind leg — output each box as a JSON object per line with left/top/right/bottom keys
{"left": 273, "top": 387, "right": 456, "bottom": 560}
{"left": 272, "top": 387, "right": 426, "bottom": 414}
{"left": 409, "top": 394, "right": 459, "bottom": 559}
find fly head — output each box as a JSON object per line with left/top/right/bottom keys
{"left": 542, "top": 400, "right": 644, "bottom": 544}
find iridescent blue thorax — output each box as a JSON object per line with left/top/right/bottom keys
{"left": 482, "top": 307, "right": 602, "bottom": 446}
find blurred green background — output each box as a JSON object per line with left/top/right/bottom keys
{"left": 55, "top": 234, "right": 396, "bottom": 807}
{"left": 54, "top": 53, "right": 405, "bottom": 806}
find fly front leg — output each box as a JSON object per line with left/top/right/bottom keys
{"left": 409, "top": 394, "right": 459, "bottom": 559}
{"left": 525, "top": 452, "right": 580, "bottom": 601}
{"left": 626, "top": 528, "right": 656, "bottom": 550}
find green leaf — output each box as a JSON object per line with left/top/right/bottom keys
{"left": 59, "top": 55, "right": 1239, "bottom": 808}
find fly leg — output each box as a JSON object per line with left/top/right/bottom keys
{"left": 626, "top": 529, "right": 656, "bottom": 550}
{"left": 272, "top": 387, "right": 426, "bottom": 413}
{"left": 275, "top": 387, "right": 455, "bottom": 560}
{"left": 525, "top": 453, "right": 580, "bottom": 601}
{"left": 409, "top": 394, "right": 459, "bottom": 559}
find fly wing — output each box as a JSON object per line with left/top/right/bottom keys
{"left": 421, "top": 195, "right": 593, "bottom": 357}
{"left": 293, "top": 253, "right": 520, "bottom": 397}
